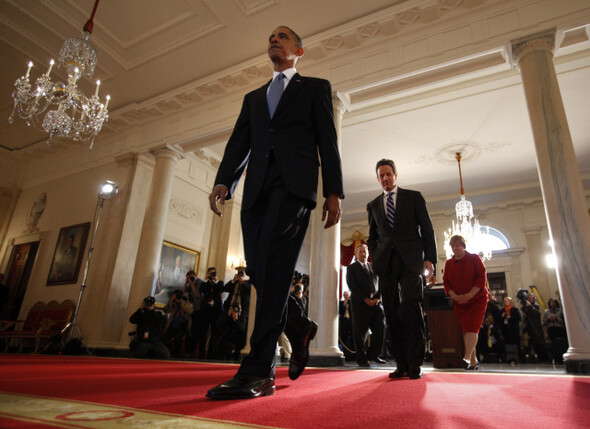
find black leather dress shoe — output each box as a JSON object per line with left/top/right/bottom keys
{"left": 373, "top": 357, "right": 386, "bottom": 364}
{"left": 206, "top": 374, "right": 275, "bottom": 400}
{"left": 389, "top": 368, "right": 407, "bottom": 378}
{"left": 358, "top": 360, "right": 371, "bottom": 368}
{"left": 289, "top": 321, "right": 318, "bottom": 380}
{"left": 408, "top": 367, "right": 423, "bottom": 379}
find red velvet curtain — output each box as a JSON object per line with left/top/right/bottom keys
{"left": 340, "top": 239, "right": 367, "bottom": 266}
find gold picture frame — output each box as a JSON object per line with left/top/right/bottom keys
{"left": 154, "top": 241, "right": 200, "bottom": 305}
{"left": 46, "top": 222, "right": 91, "bottom": 285}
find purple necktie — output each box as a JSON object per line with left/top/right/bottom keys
{"left": 267, "top": 73, "right": 285, "bottom": 118}
{"left": 386, "top": 192, "right": 395, "bottom": 228}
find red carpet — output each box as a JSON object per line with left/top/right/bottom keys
{"left": 0, "top": 354, "right": 589, "bottom": 428}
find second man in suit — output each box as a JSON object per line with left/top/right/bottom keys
{"left": 346, "top": 243, "right": 386, "bottom": 367}
{"left": 367, "top": 159, "right": 436, "bottom": 380}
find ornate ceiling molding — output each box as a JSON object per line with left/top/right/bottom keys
{"left": 8, "top": 0, "right": 590, "bottom": 163}
{"left": 169, "top": 197, "right": 203, "bottom": 225}
{"left": 100, "top": 0, "right": 494, "bottom": 137}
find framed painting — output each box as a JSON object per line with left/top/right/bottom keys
{"left": 154, "top": 241, "right": 200, "bottom": 305}
{"left": 47, "top": 222, "right": 90, "bottom": 285}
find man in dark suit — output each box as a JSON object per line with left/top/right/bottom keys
{"left": 207, "top": 25, "right": 344, "bottom": 400}
{"left": 196, "top": 267, "right": 224, "bottom": 358}
{"left": 346, "top": 243, "right": 386, "bottom": 367}
{"left": 367, "top": 159, "right": 436, "bottom": 380}
{"left": 209, "top": 270, "right": 252, "bottom": 361}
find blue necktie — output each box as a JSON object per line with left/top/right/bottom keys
{"left": 386, "top": 192, "right": 395, "bottom": 228}
{"left": 267, "top": 73, "right": 285, "bottom": 118}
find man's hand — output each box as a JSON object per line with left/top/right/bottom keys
{"left": 209, "top": 185, "right": 229, "bottom": 217}
{"left": 322, "top": 194, "right": 341, "bottom": 229}
{"left": 423, "top": 260, "right": 434, "bottom": 278}
{"left": 363, "top": 297, "right": 380, "bottom": 307}
{"left": 425, "top": 274, "right": 436, "bottom": 287}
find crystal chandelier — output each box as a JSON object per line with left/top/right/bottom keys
{"left": 8, "top": 0, "right": 110, "bottom": 149}
{"left": 443, "top": 152, "right": 493, "bottom": 261}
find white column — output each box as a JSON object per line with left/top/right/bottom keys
{"left": 512, "top": 30, "right": 590, "bottom": 373}
{"left": 308, "top": 97, "right": 347, "bottom": 365}
{"left": 522, "top": 226, "right": 551, "bottom": 302}
{"left": 122, "top": 146, "right": 183, "bottom": 340}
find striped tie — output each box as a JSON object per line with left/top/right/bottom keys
{"left": 386, "top": 191, "right": 395, "bottom": 228}
{"left": 267, "top": 73, "right": 285, "bottom": 118}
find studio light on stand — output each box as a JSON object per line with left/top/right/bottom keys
{"left": 64, "top": 180, "right": 118, "bottom": 351}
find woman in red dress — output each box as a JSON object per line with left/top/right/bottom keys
{"left": 443, "top": 235, "right": 488, "bottom": 370}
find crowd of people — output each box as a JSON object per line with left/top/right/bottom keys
{"left": 476, "top": 291, "right": 568, "bottom": 364}
{"left": 338, "top": 234, "right": 569, "bottom": 369}
{"left": 130, "top": 267, "right": 251, "bottom": 361}
{"left": 129, "top": 268, "right": 312, "bottom": 363}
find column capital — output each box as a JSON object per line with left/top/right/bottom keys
{"left": 333, "top": 92, "right": 351, "bottom": 118}
{"left": 522, "top": 225, "right": 544, "bottom": 235}
{"left": 115, "top": 152, "right": 155, "bottom": 169}
{"left": 511, "top": 29, "right": 556, "bottom": 66}
{"left": 0, "top": 186, "right": 22, "bottom": 198}
{"left": 150, "top": 145, "right": 184, "bottom": 163}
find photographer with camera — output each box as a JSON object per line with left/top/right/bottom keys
{"left": 543, "top": 298, "right": 568, "bottom": 363}
{"left": 209, "top": 270, "right": 252, "bottom": 361}
{"left": 129, "top": 296, "right": 170, "bottom": 359}
{"left": 161, "top": 289, "right": 194, "bottom": 357}
{"left": 197, "top": 267, "right": 224, "bottom": 358}
{"left": 291, "top": 282, "right": 307, "bottom": 316}
{"left": 183, "top": 270, "right": 202, "bottom": 357}
{"left": 500, "top": 296, "right": 522, "bottom": 361}
{"left": 518, "top": 288, "right": 548, "bottom": 362}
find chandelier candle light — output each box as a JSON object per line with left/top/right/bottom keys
{"left": 8, "top": 0, "right": 109, "bottom": 149}
{"left": 443, "top": 152, "right": 493, "bottom": 261}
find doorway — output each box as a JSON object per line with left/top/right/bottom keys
{"left": 0, "top": 241, "right": 40, "bottom": 320}
{"left": 487, "top": 271, "right": 507, "bottom": 303}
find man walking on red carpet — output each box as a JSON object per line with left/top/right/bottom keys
{"left": 207, "top": 25, "right": 344, "bottom": 400}
{"left": 367, "top": 159, "right": 436, "bottom": 380}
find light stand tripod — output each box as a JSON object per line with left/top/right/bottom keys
{"left": 64, "top": 181, "right": 118, "bottom": 350}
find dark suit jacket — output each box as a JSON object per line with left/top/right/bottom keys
{"left": 214, "top": 73, "right": 343, "bottom": 209}
{"left": 223, "top": 280, "right": 251, "bottom": 321}
{"left": 198, "top": 279, "right": 224, "bottom": 314}
{"left": 346, "top": 261, "right": 380, "bottom": 306}
{"left": 366, "top": 187, "right": 437, "bottom": 277}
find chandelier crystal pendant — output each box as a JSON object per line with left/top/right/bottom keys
{"left": 443, "top": 152, "right": 493, "bottom": 261}
{"left": 8, "top": 0, "right": 109, "bottom": 149}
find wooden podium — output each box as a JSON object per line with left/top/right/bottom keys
{"left": 424, "top": 286, "right": 464, "bottom": 368}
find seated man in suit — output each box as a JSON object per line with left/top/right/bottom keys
{"left": 346, "top": 243, "right": 386, "bottom": 367}
{"left": 207, "top": 25, "right": 343, "bottom": 400}
{"left": 476, "top": 313, "right": 506, "bottom": 362}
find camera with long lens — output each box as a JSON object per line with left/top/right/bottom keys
{"left": 208, "top": 270, "right": 217, "bottom": 280}
{"left": 516, "top": 288, "right": 529, "bottom": 307}
{"left": 238, "top": 270, "right": 245, "bottom": 277}
{"left": 189, "top": 275, "right": 196, "bottom": 282}
{"left": 143, "top": 296, "right": 155, "bottom": 307}
{"left": 301, "top": 274, "right": 310, "bottom": 287}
